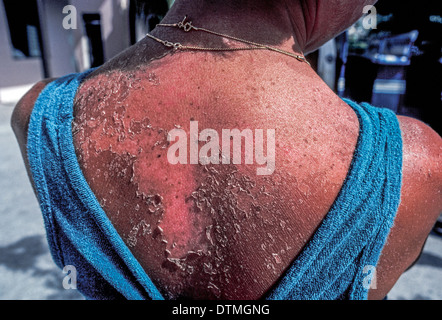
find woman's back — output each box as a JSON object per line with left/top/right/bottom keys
{"left": 72, "top": 48, "right": 360, "bottom": 299}
{"left": 11, "top": 0, "right": 442, "bottom": 300}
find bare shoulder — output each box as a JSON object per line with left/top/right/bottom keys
{"left": 397, "top": 115, "right": 442, "bottom": 215}
{"left": 396, "top": 115, "right": 442, "bottom": 246}
{"left": 369, "top": 115, "right": 441, "bottom": 299}
{"left": 11, "top": 78, "right": 56, "bottom": 181}
{"left": 398, "top": 115, "right": 442, "bottom": 166}
{"left": 11, "top": 79, "right": 56, "bottom": 145}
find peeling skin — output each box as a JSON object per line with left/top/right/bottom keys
{"left": 72, "top": 51, "right": 359, "bottom": 299}
{"left": 9, "top": 0, "right": 439, "bottom": 302}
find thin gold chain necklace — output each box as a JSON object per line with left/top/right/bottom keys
{"left": 145, "top": 16, "right": 310, "bottom": 65}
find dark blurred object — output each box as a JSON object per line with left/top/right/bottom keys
{"left": 375, "top": 0, "right": 441, "bottom": 135}
{"left": 375, "top": 0, "right": 441, "bottom": 37}
{"left": 433, "top": 214, "right": 442, "bottom": 237}
{"left": 129, "top": 0, "right": 169, "bottom": 44}
{"left": 342, "top": 55, "right": 377, "bottom": 103}
{"left": 83, "top": 13, "right": 104, "bottom": 68}
{"left": 405, "top": 41, "right": 441, "bottom": 135}
{"left": 339, "top": 0, "right": 441, "bottom": 135}
{"left": 368, "top": 30, "right": 418, "bottom": 113}
{"left": 2, "top": 0, "right": 42, "bottom": 59}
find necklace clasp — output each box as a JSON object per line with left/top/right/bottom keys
{"left": 163, "top": 40, "right": 182, "bottom": 50}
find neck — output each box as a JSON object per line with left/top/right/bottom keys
{"left": 152, "top": 0, "right": 307, "bottom": 56}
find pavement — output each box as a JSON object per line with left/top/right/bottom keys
{"left": 0, "top": 102, "right": 441, "bottom": 300}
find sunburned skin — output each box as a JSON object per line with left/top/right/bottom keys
{"left": 72, "top": 51, "right": 360, "bottom": 299}
{"left": 12, "top": 0, "right": 441, "bottom": 301}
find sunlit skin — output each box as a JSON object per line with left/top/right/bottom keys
{"left": 11, "top": 0, "right": 442, "bottom": 300}
{"left": 71, "top": 58, "right": 357, "bottom": 299}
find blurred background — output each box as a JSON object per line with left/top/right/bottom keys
{"left": 0, "top": 0, "right": 441, "bottom": 300}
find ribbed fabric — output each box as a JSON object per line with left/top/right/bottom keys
{"left": 266, "top": 99, "right": 403, "bottom": 300}
{"left": 27, "top": 70, "right": 402, "bottom": 300}
{"left": 27, "top": 71, "right": 164, "bottom": 300}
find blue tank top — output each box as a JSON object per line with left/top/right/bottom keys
{"left": 27, "top": 70, "right": 402, "bottom": 300}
